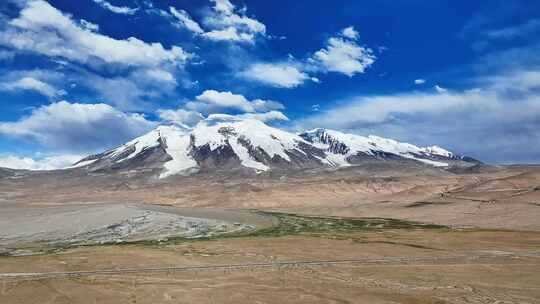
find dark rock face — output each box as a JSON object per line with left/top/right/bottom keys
{"left": 346, "top": 152, "right": 384, "bottom": 164}
{"left": 109, "top": 145, "right": 171, "bottom": 171}
{"left": 236, "top": 136, "right": 275, "bottom": 166}
{"left": 74, "top": 140, "right": 171, "bottom": 173}
{"left": 285, "top": 141, "right": 327, "bottom": 169}
{"left": 300, "top": 128, "right": 350, "bottom": 155}
{"left": 190, "top": 142, "right": 242, "bottom": 171}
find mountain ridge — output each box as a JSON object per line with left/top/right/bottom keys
{"left": 73, "top": 117, "right": 480, "bottom": 178}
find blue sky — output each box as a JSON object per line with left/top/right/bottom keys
{"left": 0, "top": 0, "right": 539, "bottom": 169}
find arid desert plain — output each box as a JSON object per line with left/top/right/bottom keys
{"left": 0, "top": 164, "right": 539, "bottom": 304}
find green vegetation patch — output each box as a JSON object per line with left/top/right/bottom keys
{"left": 248, "top": 212, "right": 446, "bottom": 238}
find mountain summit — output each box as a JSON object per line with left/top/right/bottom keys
{"left": 73, "top": 117, "right": 479, "bottom": 178}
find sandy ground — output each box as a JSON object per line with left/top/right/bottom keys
{"left": 1, "top": 230, "right": 539, "bottom": 304}
{"left": 1, "top": 164, "right": 538, "bottom": 230}
{"left": 1, "top": 165, "right": 540, "bottom": 303}
{"left": 0, "top": 204, "right": 263, "bottom": 256}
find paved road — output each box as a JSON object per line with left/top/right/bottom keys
{"left": 1, "top": 251, "right": 539, "bottom": 282}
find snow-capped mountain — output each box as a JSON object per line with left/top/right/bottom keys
{"left": 299, "top": 128, "right": 462, "bottom": 167}
{"left": 73, "top": 117, "right": 479, "bottom": 178}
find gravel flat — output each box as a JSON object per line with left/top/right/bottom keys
{"left": 0, "top": 203, "right": 257, "bottom": 255}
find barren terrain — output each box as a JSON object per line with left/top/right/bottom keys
{"left": 1, "top": 164, "right": 539, "bottom": 229}
{"left": 1, "top": 164, "right": 539, "bottom": 303}
{"left": 1, "top": 230, "right": 539, "bottom": 303}
{"left": 0, "top": 204, "right": 265, "bottom": 256}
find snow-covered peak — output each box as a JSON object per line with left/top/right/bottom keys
{"left": 88, "top": 124, "right": 196, "bottom": 178}
{"left": 75, "top": 120, "right": 475, "bottom": 178}
{"left": 300, "top": 128, "right": 451, "bottom": 167}
{"left": 193, "top": 118, "right": 305, "bottom": 156}
{"left": 365, "top": 135, "right": 426, "bottom": 156}
{"left": 109, "top": 128, "right": 161, "bottom": 160}
{"left": 110, "top": 125, "right": 189, "bottom": 160}
{"left": 421, "top": 145, "right": 454, "bottom": 158}
{"left": 191, "top": 118, "right": 308, "bottom": 170}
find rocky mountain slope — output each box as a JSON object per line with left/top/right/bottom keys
{"left": 73, "top": 116, "right": 479, "bottom": 178}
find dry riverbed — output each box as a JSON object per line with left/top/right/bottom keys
{"left": 0, "top": 203, "right": 267, "bottom": 256}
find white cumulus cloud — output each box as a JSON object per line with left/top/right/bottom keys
{"left": 0, "top": 77, "right": 66, "bottom": 98}
{"left": 155, "top": 0, "right": 264, "bottom": 43}
{"left": 298, "top": 70, "right": 540, "bottom": 163}
{"left": 251, "top": 99, "right": 285, "bottom": 112}
{"left": 185, "top": 90, "right": 283, "bottom": 114}
{"left": 435, "top": 85, "right": 448, "bottom": 93}
{"left": 202, "top": 27, "right": 254, "bottom": 42}
{"left": 241, "top": 63, "right": 315, "bottom": 88}
{"left": 308, "top": 27, "right": 376, "bottom": 77}
{"left": 239, "top": 111, "right": 289, "bottom": 122}
{"left": 311, "top": 36, "right": 376, "bottom": 76}
{"left": 157, "top": 109, "right": 204, "bottom": 126}
{"left": 237, "top": 26, "right": 376, "bottom": 87}
{"left": 144, "top": 69, "right": 177, "bottom": 84}
{"left": 206, "top": 111, "right": 289, "bottom": 123}
{"left": 0, "top": 154, "right": 83, "bottom": 170}
{"left": 212, "top": 0, "right": 235, "bottom": 14}
{"left": 341, "top": 26, "right": 359, "bottom": 40}
{"left": 79, "top": 19, "right": 99, "bottom": 32}
{"left": 169, "top": 6, "right": 204, "bottom": 34}
{"left": 92, "top": 0, "right": 138, "bottom": 15}
{"left": 201, "top": 0, "right": 266, "bottom": 43}
{"left": 0, "top": 0, "right": 189, "bottom": 67}
{"left": 0, "top": 101, "right": 156, "bottom": 152}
